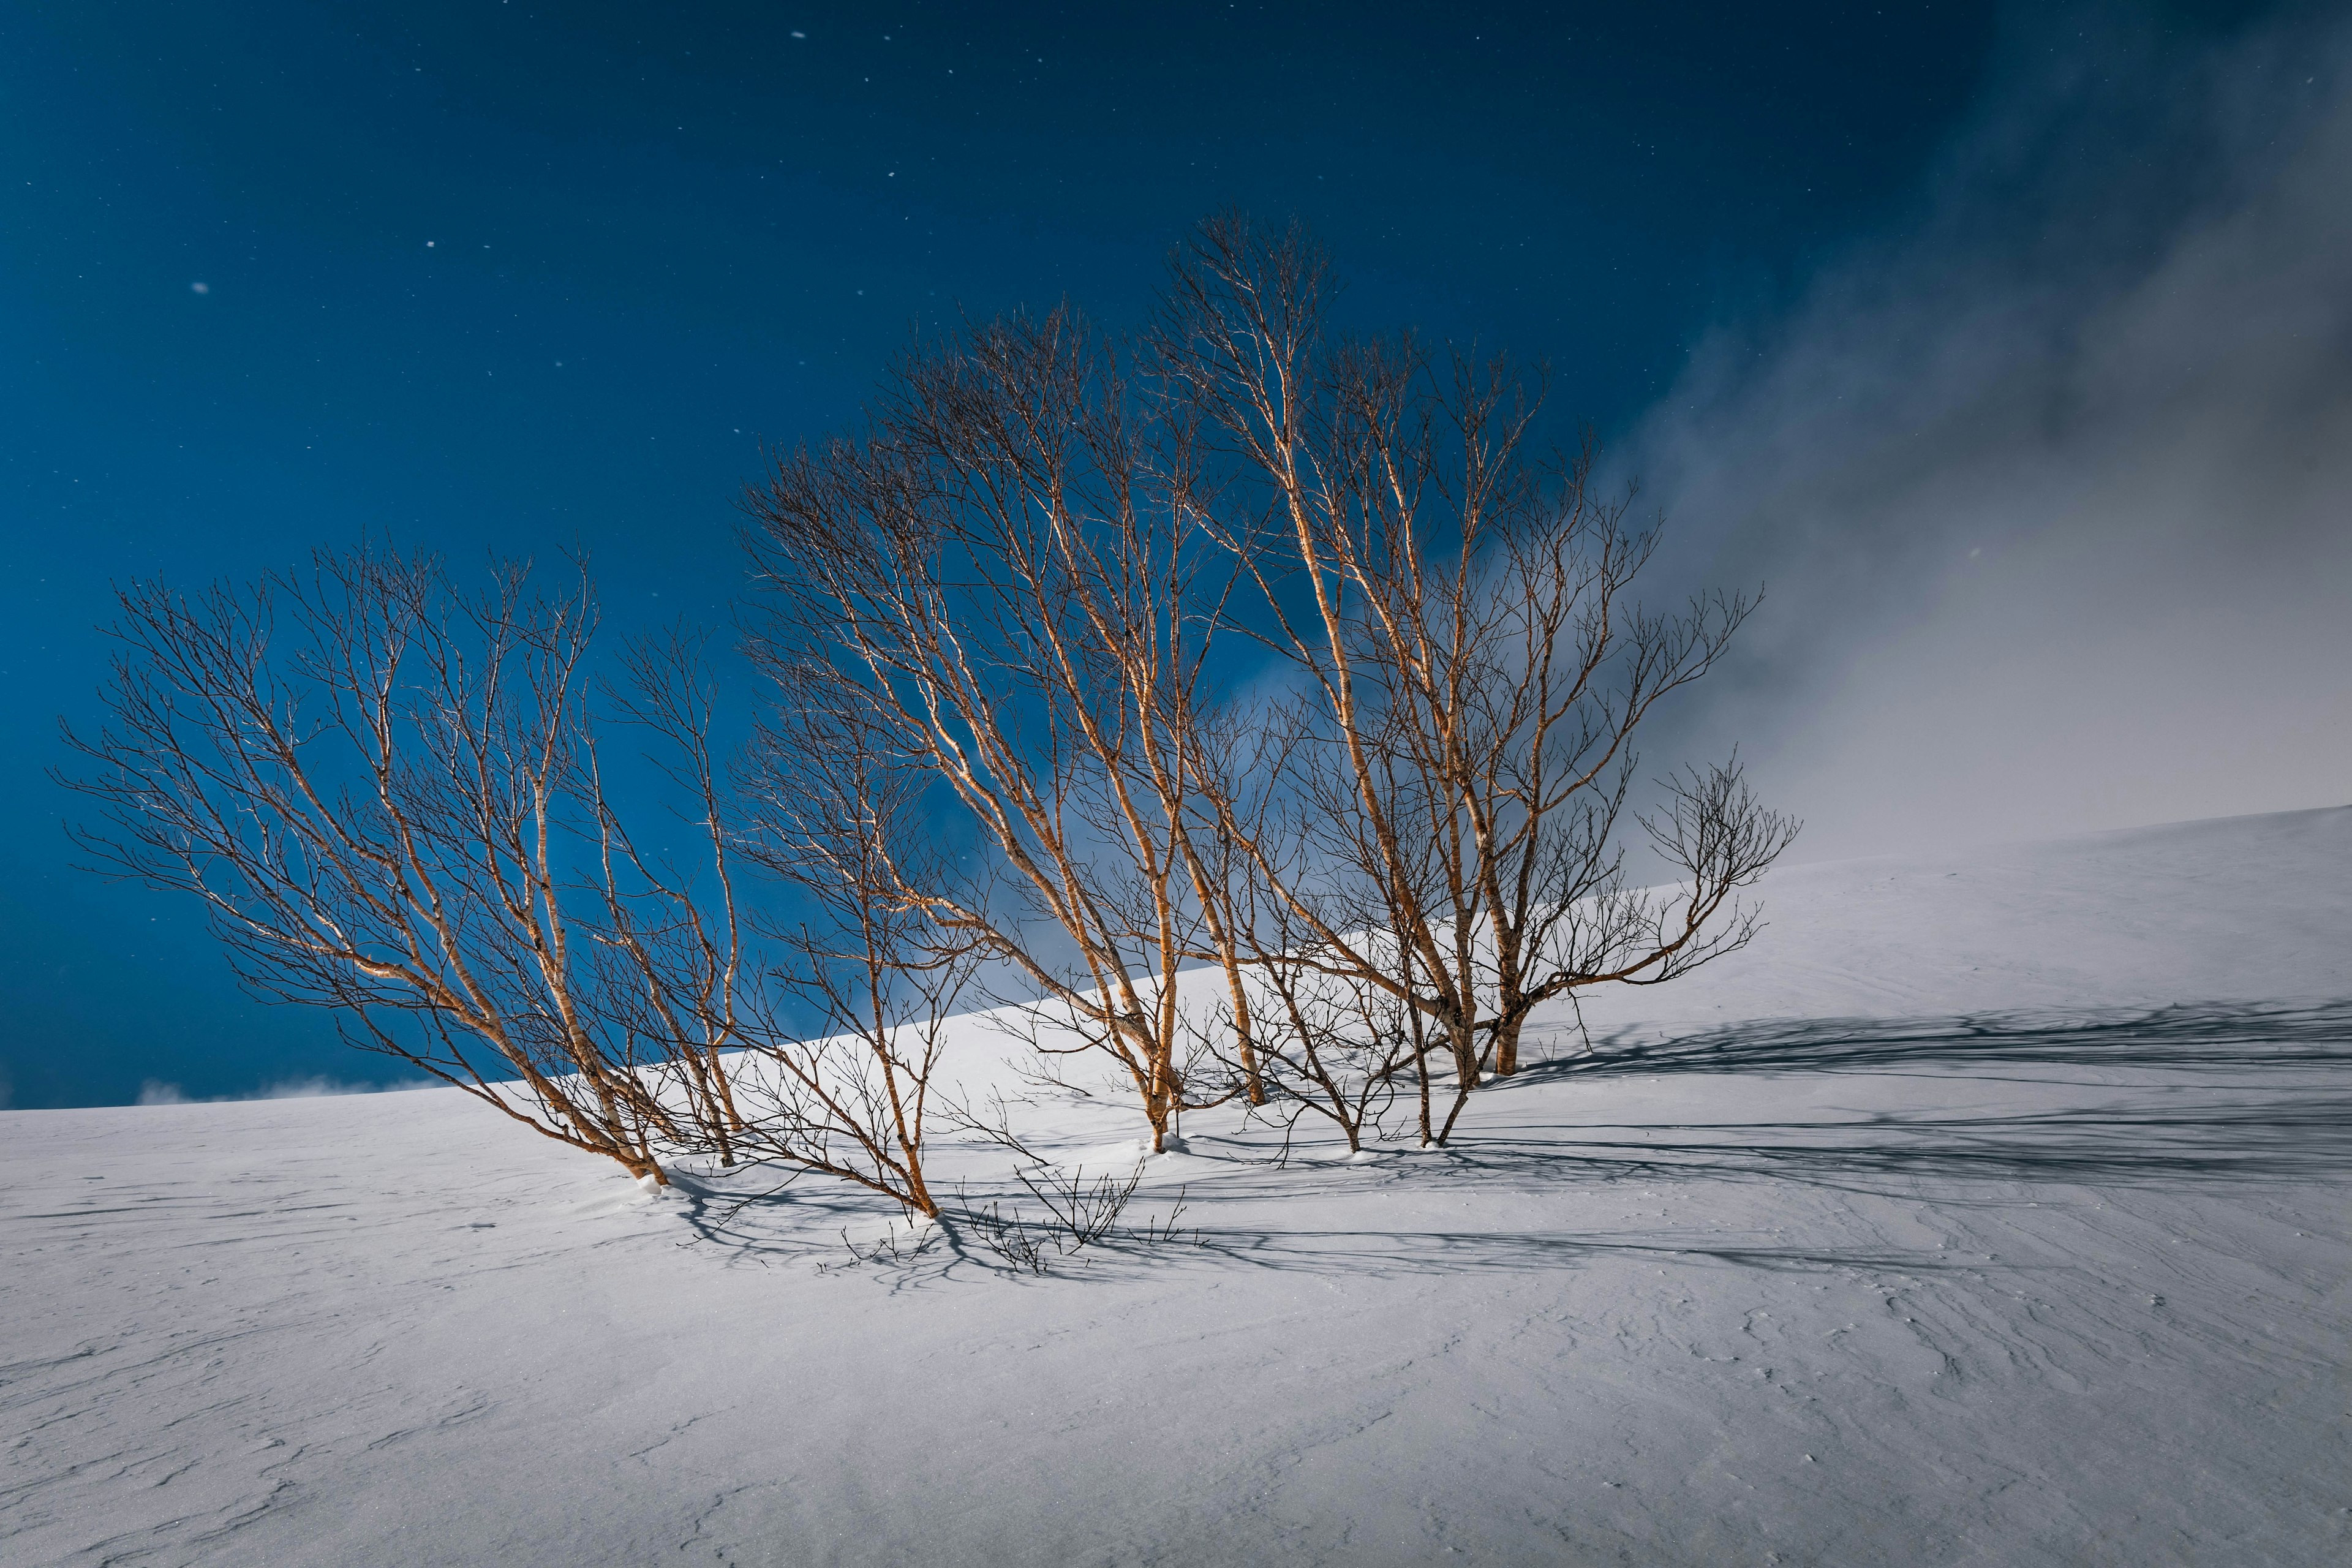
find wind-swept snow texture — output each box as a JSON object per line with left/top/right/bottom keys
{"left": 6, "top": 808, "right": 2349, "bottom": 1566}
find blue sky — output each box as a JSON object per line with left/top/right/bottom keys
{"left": 11, "top": 1, "right": 2339, "bottom": 1109}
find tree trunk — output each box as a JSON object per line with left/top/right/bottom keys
{"left": 1493, "top": 1013, "right": 1524, "bottom": 1078}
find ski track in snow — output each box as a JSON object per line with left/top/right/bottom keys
{"left": 4, "top": 808, "right": 2350, "bottom": 1566}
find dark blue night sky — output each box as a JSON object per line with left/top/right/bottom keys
{"left": 10, "top": 1, "right": 2335, "bottom": 1109}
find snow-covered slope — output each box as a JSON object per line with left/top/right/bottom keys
{"left": 1574, "top": 804, "right": 2352, "bottom": 1035}
{"left": 5, "top": 809, "right": 2348, "bottom": 1566}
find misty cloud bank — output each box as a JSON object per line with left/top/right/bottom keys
{"left": 1630, "top": 4, "right": 2352, "bottom": 861}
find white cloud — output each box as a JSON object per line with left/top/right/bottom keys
{"left": 254, "top": 1076, "right": 429, "bottom": 1099}
{"left": 134, "top": 1076, "right": 429, "bottom": 1106}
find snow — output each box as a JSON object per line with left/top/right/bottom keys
{"left": 4, "top": 807, "right": 2348, "bottom": 1565}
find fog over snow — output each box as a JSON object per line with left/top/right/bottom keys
{"left": 1630, "top": 6, "right": 2352, "bottom": 861}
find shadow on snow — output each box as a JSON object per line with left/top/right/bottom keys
{"left": 1526, "top": 996, "right": 2352, "bottom": 1080}
{"left": 671, "top": 998, "right": 2352, "bottom": 1280}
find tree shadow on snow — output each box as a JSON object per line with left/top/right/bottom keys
{"left": 1431, "top": 1093, "right": 2352, "bottom": 1188}
{"left": 1527, "top": 997, "right": 2352, "bottom": 1080}
{"left": 665, "top": 1000, "right": 2352, "bottom": 1281}
{"left": 1459, "top": 996, "right": 2352, "bottom": 1189}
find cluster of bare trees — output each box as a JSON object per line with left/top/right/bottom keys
{"left": 741, "top": 216, "right": 1795, "bottom": 1157}
{"left": 62, "top": 217, "right": 1793, "bottom": 1222}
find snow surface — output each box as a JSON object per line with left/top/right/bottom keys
{"left": 5, "top": 808, "right": 2349, "bottom": 1566}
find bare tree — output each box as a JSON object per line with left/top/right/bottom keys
{"left": 1231, "top": 921, "right": 1423, "bottom": 1158}
{"left": 1152, "top": 215, "right": 1798, "bottom": 1121}
{"left": 61, "top": 543, "right": 983, "bottom": 1224}
{"left": 730, "top": 679, "right": 982, "bottom": 1218}
{"left": 587, "top": 626, "right": 752, "bottom": 1168}
{"left": 741, "top": 307, "right": 1261, "bottom": 1154}
{"left": 57, "top": 547, "right": 743, "bottom": 1182}
{"left": 1173, "top": 701, "right": 1420, "bottom": 1152}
